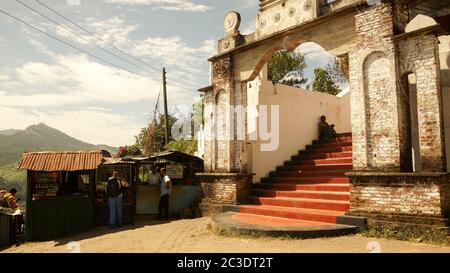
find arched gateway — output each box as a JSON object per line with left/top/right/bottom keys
{"left": 197, "top": 0, "right": 450, "bottom": 237}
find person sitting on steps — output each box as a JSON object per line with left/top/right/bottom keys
{"left": 319, "top": 115, "right": 337, "bottom": 141}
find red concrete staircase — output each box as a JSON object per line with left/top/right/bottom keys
{"left": 212, "top": 133, "right": 359, "bottom": 238}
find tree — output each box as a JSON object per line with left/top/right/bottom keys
{"left": 164, "top": 139, "right": 197, "bottom": 155}
{"left": 312, "top": 68, "right": 341, "bottom": 96}
{"left": 135, "top": 114, "right": 178, "bottom": 155}
{"left": 115, "top": 144, "right": 142, "bottom": 158}
{"left": 267, "top": 50, "right": 308, "bottom": 88}
{"left": 326, "top": 59, "right": 347, "bottom": 87}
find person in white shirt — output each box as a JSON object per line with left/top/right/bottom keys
{"left": 158, "top": 167, "right": 172, "bottom": 220}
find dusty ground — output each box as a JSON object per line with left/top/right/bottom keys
{"left": 2, "top": 217, "right": 450, "bottom": 253}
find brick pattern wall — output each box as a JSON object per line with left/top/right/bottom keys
{"left": 349, "top": 174, "right": 450, "bottom": 220}
{"left": 203, "top": 55, "right": 234, "bottom": 173}
{"left": 199, "top": 174, "right": 253, "bottom": 215}
{"left": 398, "top": 34, "right": 447, "bottom": 172}
{"left": 350, "top": 3, "right": 403, "bottom": 171}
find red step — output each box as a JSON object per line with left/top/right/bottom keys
{"left": 239, "top": 205, "right": 346, "bottom": 224}
{"left": 250, "top": 196, "right": 350, "bottom": 211}
{"left": 245, "top": 133, "right": 353, "bottom": 225}
{"left": 313, "top": 137, "right": 352, "bottom": 145}
{"left": 293, "top": 151, "right": 353, "bottom": 160}
{"left": 307, "top": 142, "right": 352, "bottom": 149}
{"left": 254, "top": 182, "right": 350, "bottom": 192}
{"left": 278, "top": 164, "right": 353, "bottom": 172}
{"left": 285, "top": 157, "right": 353, "bottom": 166}
{"left": 270, "top": 170, "right": 347, "bottom": 178}
{"left": 261, "top": 177, "right": 349, "bottom": 184}
{"left": 253, "top": 189, "right": 350, "bottom": 201}
{"left": 301, "top": 146, "right": 352, "bottom": 154}
{"left": 231, "top": 213, "right": 331, "bottom": 227}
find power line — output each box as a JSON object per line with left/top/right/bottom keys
{"left": 0, "top": 8, "right": 139, "bottom": 76}
{"left": 0, "top": 8, "right": 198, "bottom": 92}
{"left": 34, "top": 0, "right": 209, "bottom": 88}
{"left": 16, "top": 0, "right": 163, "bottom": 83}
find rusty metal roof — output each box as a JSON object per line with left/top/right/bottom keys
{"left": 18, "top": 150, "right": 111, "bottom": 171}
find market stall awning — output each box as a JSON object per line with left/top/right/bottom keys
{"left": 18, "top": 150, "right": 111, "bottom": 172}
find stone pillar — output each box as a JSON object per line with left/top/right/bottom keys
{"left": 349, "top": 2, "right": 408, "bottom": 172}
{"left": 211, "top": 55, "right": 234, "bottom": 173}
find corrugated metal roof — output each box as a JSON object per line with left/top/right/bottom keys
{"left": 18, "top": 150, "right": 109, "bottom": 171}
{"left": 102, "top": 157, "right": 135, "bottom": 165}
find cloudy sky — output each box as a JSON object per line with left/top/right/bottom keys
{"left": 0, "top": 0, "right": 335, "bottom": 147}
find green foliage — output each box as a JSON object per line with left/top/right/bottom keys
{"left": 363, "top": 223, "right": 450, "bottom": 245}
{"left": 267, "top": 50, "right": 307, "bottom": 88}
{"left": 0, "top": 164, "right": 26, "bottom": 202}
{"left": 326, "top": 59, "right": 347, "bottom": 86}
{"left": 135, "top": 114, "right": 178, "bottom": 155}
{"left": 312, "top": 68, "right": 341, "bottom": 96}
{"left": 164, "top": 139, "right": 197, "bottom": 155}
{"left": 116, "top": 144, "right": 143, "bottom": 157}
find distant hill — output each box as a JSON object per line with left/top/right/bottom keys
{"left": 0, "top": 129, "right": 21, "bottom": 136}
{"left": 0, "top": 123, "right": 118, "bottom": 166}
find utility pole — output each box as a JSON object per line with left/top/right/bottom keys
{"left": 162, "top": 67, "right": 169, "bottom": 146}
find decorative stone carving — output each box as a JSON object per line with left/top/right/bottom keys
{"left": 219, "top": 11, "right": 244, "bottom": 53}
{"left": 255, "top": 0, "right": 319, "bottom": 39}
{"left": 224, "top": 11, "right": 241, "bottom": 36}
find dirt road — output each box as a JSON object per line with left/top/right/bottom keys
{"left": 2, "top": 217, "right": 450, "bottom": 253}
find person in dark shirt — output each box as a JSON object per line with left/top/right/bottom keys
{"left": 319, "top": 115, "right": 337, "bottom": 140}
{"left": 106, "top": 171, "right": 123, "bottom": 228}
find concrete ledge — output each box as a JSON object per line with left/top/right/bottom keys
{"left": 211, "top": 212, "right": 359, "bottom": 239}
{"left": 336, "top": 215, "right": 367, "bottom": 231}
{"left": 346, "top": 172, "right": 449, "bottom": 178}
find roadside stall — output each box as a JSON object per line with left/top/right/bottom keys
{"left": 94, "top": 158, "right": 136, "bottom": 226}
{"left": 18, "top": 150, "right": 110, "bottom": 241}
{"left": 128, "top": 150, "right": 204, "bottom": 218}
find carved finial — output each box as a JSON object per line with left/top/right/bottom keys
{"left": 224, "top": 11, "right": 241, "bottom": 36}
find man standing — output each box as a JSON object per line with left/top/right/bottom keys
{"left": 158, "top": 167, "right": 172, "bottom": 220}
{"left": 106, "top": 171, "right": 123, "bottom": 228}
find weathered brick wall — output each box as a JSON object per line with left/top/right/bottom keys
{"left": 349, "top": 174, "right": 450, "bottom": 222}
{"left": 203, "top": 92, "right": 214, "bottom": 172}
{"left": 203, "top": 55, "right": 234, "bottom": 173}
{"left": 350, "top": 3, "right": 404, "bottom": 171}
{"left": 397, "top": 34, "right": 447, "bottom": 172}
{"left": 198, "top": 174, "right": 253, "bottom": 216}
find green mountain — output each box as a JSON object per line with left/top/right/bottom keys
{"left": 0, "top": 123, "right": 118, "bottom": 166}
{"left": 0, "top": 123, "right": 118, "bottom": 199}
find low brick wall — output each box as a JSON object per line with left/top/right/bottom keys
{"left": 347, "top": 172, "right": 450, "bottom": 230}
{"left": 196, "top": 173, "right": 253, "bottom": 216}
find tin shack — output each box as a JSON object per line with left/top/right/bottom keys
{"left": 18, "top": 150, "right": 111, "bottom": 241}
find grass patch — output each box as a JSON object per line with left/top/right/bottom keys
{"left": 362, "top": 223, "right": 450, "bottom": 246}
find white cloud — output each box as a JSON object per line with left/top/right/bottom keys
{"left": 103, "top": 0, "right": 212, "bottom": 12}
{"left": 0, "top": 74, "right": 10, "bottom": 82}
{"left": 241, "top": 21, "right": 255, "bottom": 35}
{"left": 296, "top": 42, "right": 336, "bottom": 68}
{"left": 133, "top": 37, "right": 215, "bottom": 76}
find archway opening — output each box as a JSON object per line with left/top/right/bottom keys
{"left": 246, "top": 42, "right": 351, "bottom": 182}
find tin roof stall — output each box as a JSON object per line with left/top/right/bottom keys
{"left": 18, "top": 150, "right": 110, "bottom": 241}
{"left": 126, "top": 150, "right": 204, "bottom": 218}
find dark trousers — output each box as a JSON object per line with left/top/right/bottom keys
{"left": 159, "top": 194, "right": 169, "bottom": 219}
